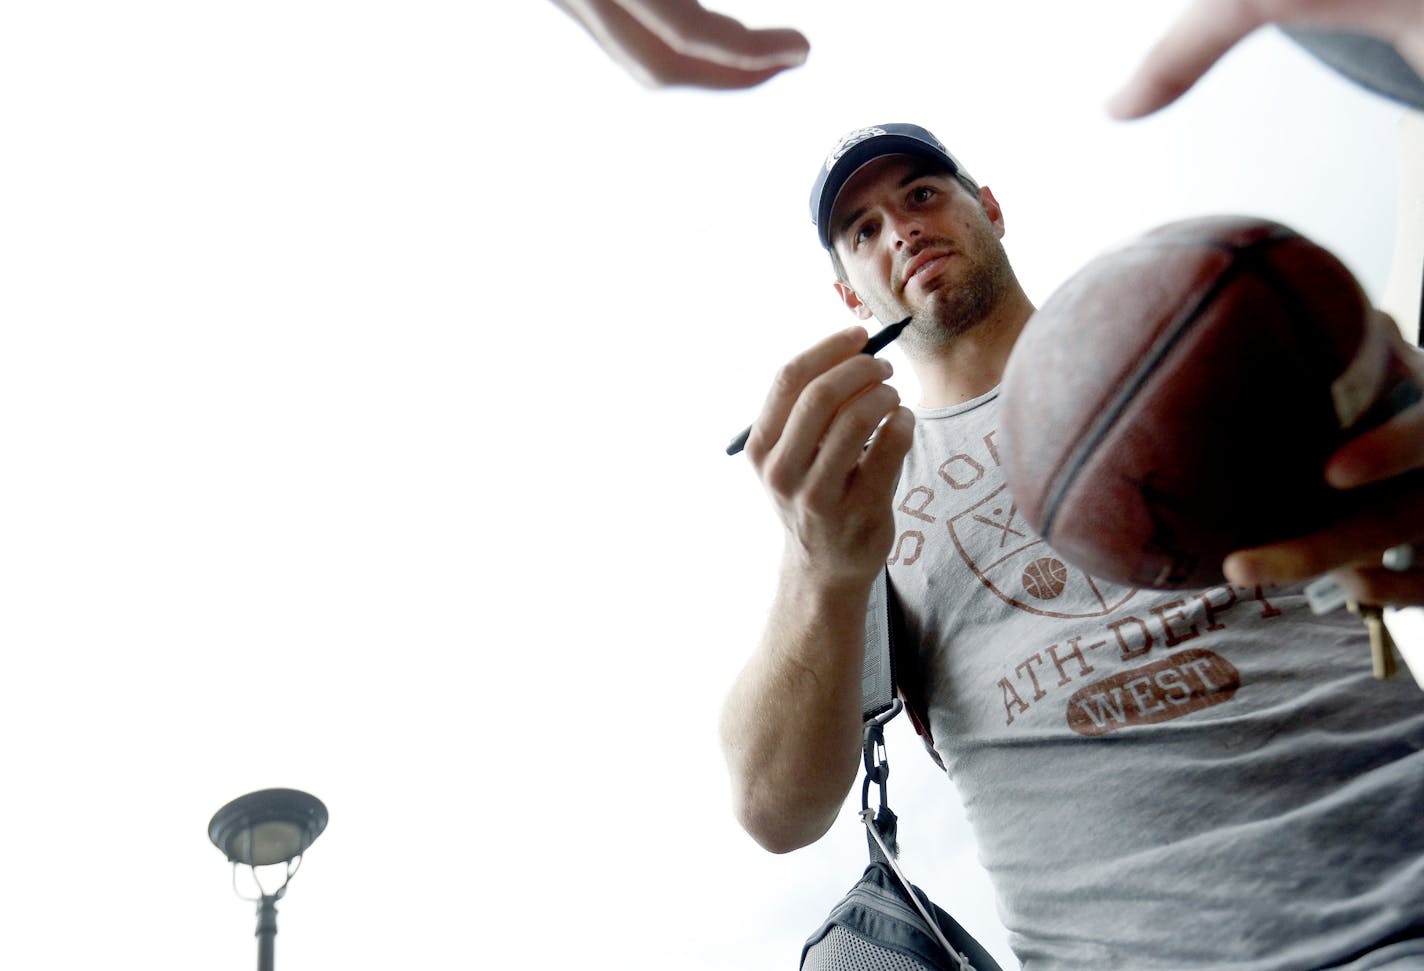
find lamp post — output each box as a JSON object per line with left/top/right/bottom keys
{"left": 209, "top": 788, "right": 328, "bottom": 971}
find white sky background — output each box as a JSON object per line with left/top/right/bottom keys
{"left": 0, "top": 1, "right": 1411, "bottom": 968}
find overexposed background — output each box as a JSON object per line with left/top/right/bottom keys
{"left": 0, "top": 1, "right": 1412, "bottom": 967}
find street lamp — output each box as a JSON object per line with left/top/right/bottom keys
{"left": 209, "top": 788, "right": 328, "bottom": 971}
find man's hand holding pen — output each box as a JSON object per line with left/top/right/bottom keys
{"left": 743, "top": 325, "right": 915, "bottom": 592}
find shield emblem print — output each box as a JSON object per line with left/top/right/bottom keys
{"left": 947, "top": 484, "right": 1137, "bottom": 619}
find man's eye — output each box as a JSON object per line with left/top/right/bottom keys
{"left": 910, "top": 185, "right": 936, "bottom": 204}
{"left": 854, "top": 222, "right": 878, "bottom": 244}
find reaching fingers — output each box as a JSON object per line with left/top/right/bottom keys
{"left": 555, "top": 0, "right": 807, "bottom": 89}
{"left": 1106, "top": 0, "right": 1263, "bottom": 119}
{"left": 1107, "top": 0, "right": 1424, "bottom": 118}
{"left": 621, "top": 0, "right": 810, "bottom": 74}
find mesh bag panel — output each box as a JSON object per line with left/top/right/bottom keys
{"left": 803, "top": 925, "right": 935, "bottom": 971}
{"left": 800, "top": 862, "right": 1000, "bottom": 971}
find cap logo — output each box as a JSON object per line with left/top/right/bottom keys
{"left": 824, "top": 127, "right": 887, "bottom": 172}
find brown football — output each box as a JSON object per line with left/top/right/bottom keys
{"left": 1000, "top": 215, "right": 1404, "bottom": 590}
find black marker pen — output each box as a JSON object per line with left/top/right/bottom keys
{"left": 725, "top": 316, "right": 912, "bottom": 456}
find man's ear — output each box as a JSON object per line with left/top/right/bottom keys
{"left": 833, "top": 281, "right": 875, "bottom": 320}
{"left": 979, "top": 186, "right": 1006, "bottom": 239}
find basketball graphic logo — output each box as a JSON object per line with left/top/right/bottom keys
{"left": 1022, "top": 557, "right": 1068, "bottom": 600}
{"left": 947, "top": 484, "right": 1137, "bottom": 619}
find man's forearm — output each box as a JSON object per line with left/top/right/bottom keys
{"left": 719, "top": 558, "right": 872, "bottom": 854}
{"left": 721, "top": 326, "right": 914, "bottom": 852}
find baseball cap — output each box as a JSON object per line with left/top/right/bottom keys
{"left": 810, "top": 123, "right": 973, "bottom": 250}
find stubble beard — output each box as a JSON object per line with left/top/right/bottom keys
{"left": 899, "top": 235, "right": 1015, "bottom": 359}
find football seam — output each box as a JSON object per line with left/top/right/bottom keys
{"left": 1036, "top": 231, "right": 1293, "bottom": 542}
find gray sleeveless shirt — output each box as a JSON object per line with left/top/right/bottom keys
{"left": 888, "top": 387, "right": 1424, "bottom": 970}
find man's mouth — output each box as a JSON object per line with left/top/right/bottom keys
{"left": 901, "top": 248, "right": 953, "bottom": 290}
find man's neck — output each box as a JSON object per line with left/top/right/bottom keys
{"left": 911, "top": 288, "right": 1037, "bottom": 408}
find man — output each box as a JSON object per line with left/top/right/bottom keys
{"left": 720, "top": 123, "right": 1424, "bottom": 968}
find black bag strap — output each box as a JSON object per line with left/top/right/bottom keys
{"left": 861, "top": 568, "right": 899, "bottom": 722}
{"left": 860, "top": 567, "right": 902, "bottom": 865}
{"left": 859, "top": 567, "right": 1005, "bottom": 971}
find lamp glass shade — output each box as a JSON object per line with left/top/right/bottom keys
{"left": 209, "top": 788, "right": 328, "bottom": 866}
{"left": 236, "top": 819, "right": 309, "bottom": 866}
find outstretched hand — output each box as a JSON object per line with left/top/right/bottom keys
{"left": 1224, "top": 316, "right": 1424, "bottom": 607}
{"left": 551, "top": 0, "right": 809, "bottom": 89}
{"left": 1108, "top": 0, "right": 1424, "bottom": 118}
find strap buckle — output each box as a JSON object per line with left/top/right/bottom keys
{"left": 860, "top": 698, "right": 903, "bottom": 816}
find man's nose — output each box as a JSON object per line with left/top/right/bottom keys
{"left": 888, "top": 213, "right": 923, "bottom": 248}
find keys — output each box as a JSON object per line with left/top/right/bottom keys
{"left": 1311, "top": 544, "right": 1416, "bottom": 677}
{"left": 1348, "top": 600, "right": 1398, "bottom": 679}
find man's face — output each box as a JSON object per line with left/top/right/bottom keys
{"left": 828, "top": 153, "right": 1013, "bottom": 352}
